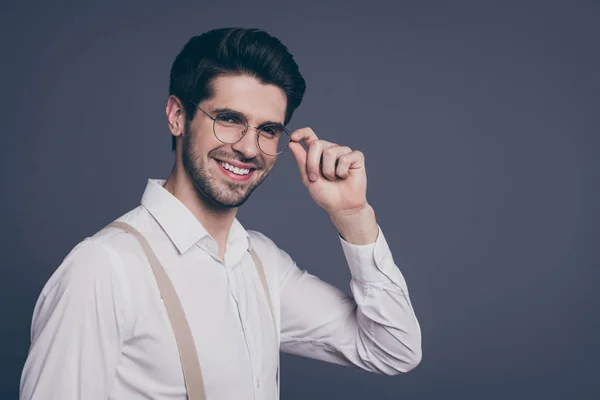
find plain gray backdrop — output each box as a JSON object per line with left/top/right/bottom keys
{"left": 1, "top": 1, "right": 598, "bottom": 399}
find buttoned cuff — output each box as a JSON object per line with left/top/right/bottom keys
{"left": 339, "top": 225, "right": 406, "bottom": 285}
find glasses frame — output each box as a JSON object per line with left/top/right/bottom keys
{"left": 188, "top": 100, "right": 291, "bottom": 156}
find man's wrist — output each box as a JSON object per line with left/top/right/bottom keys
{"left": 328, "top": 203, "right": 379, "bottom": 245}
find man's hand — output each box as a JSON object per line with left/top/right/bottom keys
{"left": 288, "top": 128, "right": 379, "bottom": 244}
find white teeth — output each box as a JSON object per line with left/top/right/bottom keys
{"left": 219, "top": 161, "right": 250, "bottom": 175}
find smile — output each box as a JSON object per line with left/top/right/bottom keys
{"left": 217, "top": 160, "right": 251, "bottom": 175}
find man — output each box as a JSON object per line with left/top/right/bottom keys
{"left": 20, "top": 28, "right": 421, "bottom": 399}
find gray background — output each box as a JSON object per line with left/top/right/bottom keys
{"left": 1, "top": 1, "right": 598, "bottom": 399}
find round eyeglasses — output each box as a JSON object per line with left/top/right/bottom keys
{"left": 189, "top": 100, "right": 291, "bottom": 156}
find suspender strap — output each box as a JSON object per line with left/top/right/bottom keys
{"left": 249, "top": 248, "right": 280, "bottom": 397}
{"left": 107, "top": 221, "right": 207, "bottom": 399}
{"left": 104, "top": 221, "right": 279, "bottom": 399}
{"left": 249, "top": 248, "right": 276, "bottom": 329}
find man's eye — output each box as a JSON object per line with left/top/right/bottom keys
{"left": 260, "top": 126, "right": 282, "bottom": 137}
{"left": 216, "top": 114, "right": 243, "bottom": 125}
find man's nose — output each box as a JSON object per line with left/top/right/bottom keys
{"left": 231, "top": 127, "right": 261, "bottom": 158}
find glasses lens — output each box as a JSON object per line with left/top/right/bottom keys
{"left": 257, "top": 126, "right": 290, "bottom": 156}
{"left": 213, "top": 112, "right": 291, "bottom": 155}
{"left": 213, "top": 113, "right": 247, "bottom": 143}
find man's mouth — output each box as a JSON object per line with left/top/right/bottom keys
{"left": 214, "top": 158, "right": 257, "bottom": 180}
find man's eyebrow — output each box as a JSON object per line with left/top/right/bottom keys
{"left": 212, "top": 107, "right": 285, "bottom": 128}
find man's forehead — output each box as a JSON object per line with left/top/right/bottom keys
{"left": 207, "top": 75, "right": 287, "bottom": 124}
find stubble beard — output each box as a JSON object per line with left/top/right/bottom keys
{"left": 181, "top": 125, "right": 272, "bottom": 209}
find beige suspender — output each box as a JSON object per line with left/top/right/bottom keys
{"left": 249, "top": 249, "right": 280, "bottom": 398}
{"left": 104, "top": 221, "right": 279, "bottom": 400}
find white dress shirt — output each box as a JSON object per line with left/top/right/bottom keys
{"left": 20, "top": 179, "right": 421, "bottom": 400}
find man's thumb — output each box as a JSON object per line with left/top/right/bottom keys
{"left": 288, "top": 141, "right": 309, "bottom": 185}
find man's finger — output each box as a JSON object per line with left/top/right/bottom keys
{"left": 290, "top": 127, "right": 319, "bottom": 147}
{"left": 307, "top": 140, "right": 336, "bottom": 182}
{"left": 322, "top": 145, "right": 352, "bottom": 181}
{"left": 336, "top": 150, "right": 364, "bottom": 178}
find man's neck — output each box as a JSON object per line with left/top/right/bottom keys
{"left": 163, "top": 164, "right": 237, "bottom": 259}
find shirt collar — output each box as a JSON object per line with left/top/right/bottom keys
{"left": 140, "top": 179, "right": 249, "bottom": 255}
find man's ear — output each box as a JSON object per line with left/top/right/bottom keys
{"left": 166, "top": 95, "right": 186, "bottom": 138}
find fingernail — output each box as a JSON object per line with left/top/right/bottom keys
{"left": 309, "top": 173, "right": 317, "bottom": 182}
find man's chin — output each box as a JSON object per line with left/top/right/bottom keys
{"left": 199, "top": 185, "right": 254, "bottom": 209}
{"left": 210, "top": 195, "right": 251, "bottom": 209}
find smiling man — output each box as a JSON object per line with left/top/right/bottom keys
{"left": 20, "top": 28, "right": 422, "bottom": 400}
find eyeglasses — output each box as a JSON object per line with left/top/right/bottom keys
{"left": 188, "top": 100, "right": 291, "bottom": 156}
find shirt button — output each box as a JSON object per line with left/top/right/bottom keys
{"left": 256, "top": 378, "right": 260, "bottom": 389}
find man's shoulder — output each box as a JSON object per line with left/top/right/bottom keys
{"left": 247, "top": 229, "right": 270, "bottom": 244}
{"left": 246, "top": 229, "right": 295, "bottom": 265}
{"left": 246, "top": 229, "right": 279, "bottom": 252}
{"left": 83, "top": 207, "right": 150, "bottom": 253}
{"left": 41, "top": 207, "right": 151, "bottom": 294}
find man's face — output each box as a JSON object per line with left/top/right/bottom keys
{"left": 182, "top": 74, "right": 287, "bottom": 208}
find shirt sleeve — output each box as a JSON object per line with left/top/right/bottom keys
{"left": 278, "top": 226, "right": 422, "bottom": 375}
{"left": 20, "top": 239, "right": 130, "bottom": 400}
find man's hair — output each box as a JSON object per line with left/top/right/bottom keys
{"left": 168, "top": 27, "right": 306, "bottom": 151}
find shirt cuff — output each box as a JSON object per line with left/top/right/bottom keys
{"left": 339, "top": 225, "right": 406, "bottom": 285}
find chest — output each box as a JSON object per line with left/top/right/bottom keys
{"left": 118, "top": 252, "right": 279, "bottom": 398}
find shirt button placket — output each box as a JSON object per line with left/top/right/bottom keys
{"left": 227, "top": 267, "right": 258, "bottom": 399}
